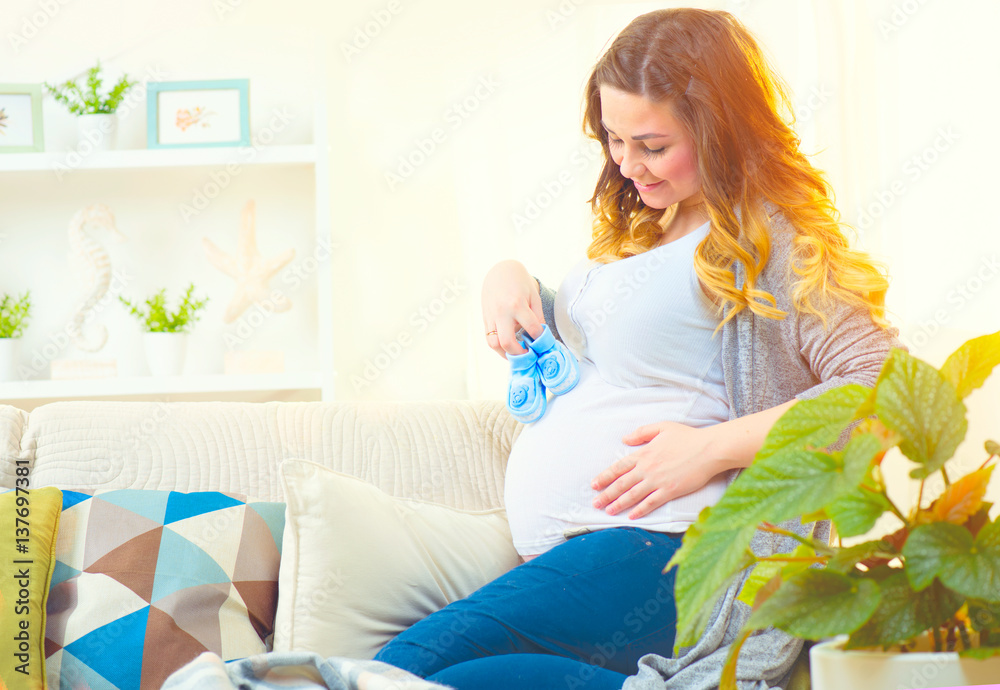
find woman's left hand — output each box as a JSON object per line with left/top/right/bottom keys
{"left": 591, "top": 421, "right": 720, "bottom": 520}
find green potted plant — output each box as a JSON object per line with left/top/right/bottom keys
{"left": 44, "top": 60, "right": 136, "bottom": 151}
{"left": 0, "top": 291, "right": 31, "bottom": 382}
{"left": 119, "top": 284, "right": 208, "bottom": 377}
{"left": 669, "top": 330, "right": 1000, "bottom": 690}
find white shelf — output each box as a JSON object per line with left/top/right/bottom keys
{"left": 0, "top": 144, "right": 318, "bottom": 172}
{"left": 0, "top": 371, "right": 322, "bottom": 401}
{"left": 1, "top": 55, "right": 335, "bottom": 406}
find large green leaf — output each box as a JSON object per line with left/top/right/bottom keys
{"left": 903, "top": 521, "right": 1000, "bottom": 600}
{"left": 756, "top": 384, "right": 872, "bottom": 460}
{"left": 705, "top": 442, "right": 870, "bottom": 530}
{"left": 736, "top": 543, "right": 815, "bottom": 608}
{"left": 874, "top": 349, "right": 968, "bottom": 479}
{"left": 826, "top": 539, "right": 898, "bottom": 573}
{"left": 828, "top": 486, "right": 892, "bottom": 538}
{"left": 671, "top": 523, "right": 756, "bottom": 646}
{"left": 747, "top": 570, "right": 881, "bottom": 638}
{"left": 846, "top": 572, "right": 964, "bottom": 649}
{"left": 967, "top": 599, "right": 1000, "bottom": 632}
{"left": 939, "top": 330, "right": 1000, "bottom": 399}
{"left": 840, "top": 434, "right": 883, "bottom": 486}
{"left": 902, "top": 522, "right": 966, "bottom": 591}
{"left": 737, "top": 560, "right": 784, "bottom": 609}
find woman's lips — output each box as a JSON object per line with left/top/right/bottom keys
{"left": 634, "top": 180, "right": 662, "bottom": 191}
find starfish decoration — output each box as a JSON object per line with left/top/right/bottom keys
{"left": 202, "top": 200, "right": 295, "bottom": 323}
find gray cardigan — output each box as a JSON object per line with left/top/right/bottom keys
{"left": 537, "top": 211, "right": 902, "bottom": 689}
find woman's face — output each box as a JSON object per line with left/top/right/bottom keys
{"left": 599, "top": 85, "right": 703, "bottom": 210}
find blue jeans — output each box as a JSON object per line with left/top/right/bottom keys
{"left": 427, "top": 654, "right": 629, "bottom": 689}
{"left": 374, "top": 526, "right": 682, "bottom": 685}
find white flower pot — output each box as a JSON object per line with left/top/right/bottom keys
{"left": 811, "top": 636, "right": 1000, "bottom": 690}
{"left": 143, "top": 332, "right": 187, "bottom": 377}
{"left": 77, "top": 113, "right": 118, "bottom": 151}
{"left": 0, "top": 338, "right": 20, "bottom": 382}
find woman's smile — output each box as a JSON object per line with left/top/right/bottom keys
{"left": 634, "top": 180, "right": 663, "bottom": 192}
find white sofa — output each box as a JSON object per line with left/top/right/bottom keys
{"left": 0, "top": 399, "right": 518, "bottom": 507}
{"left": 0, "top": 399, "right": 521, "bottom": 689}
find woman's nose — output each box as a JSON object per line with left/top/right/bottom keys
{"left": 618, "top": 148, "right": 644, "bottom": 179}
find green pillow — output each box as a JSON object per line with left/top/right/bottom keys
{"left": 0, "top": 486, "right": 62, "bottom": 690}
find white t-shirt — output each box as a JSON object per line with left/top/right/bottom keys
{"left": 503, "top": 222, "right": 730, "bottom": 556}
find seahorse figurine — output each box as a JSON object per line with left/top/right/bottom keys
{"left": 67, "top": 204, "right": 127, "bottom": 352}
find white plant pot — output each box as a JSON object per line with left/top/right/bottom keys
{"left": 811, "top": 636, "right": 1000, "bottom": 690}
{"left": 143, "top": 332, "right": 187, "bottom": 377}
{"left": 0, "top": 338, "right": 20, "bottom": 382}
{"left": 77, "top": 113, "right": 118, "bottom": 151}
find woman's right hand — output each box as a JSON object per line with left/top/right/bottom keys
{"left": 481, "top": 260, "right": 546, "bottom": 358}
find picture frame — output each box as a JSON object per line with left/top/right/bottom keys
{"left": 146, "top": 79, "right": 250, "bottom": 149}
{"left": 0, "top": 83, "right": 45, "bottom": 153}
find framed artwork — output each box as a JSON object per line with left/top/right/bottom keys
{"left": 146, "top": 79, "right": 250, "bottom": 149}
{"left": 0, "top": 83, "right": 45, "bottom": 153}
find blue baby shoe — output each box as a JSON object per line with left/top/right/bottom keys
{"left": 521, "top": 324, "right": 579, "bottom": 395}
{"left": 506, "top": 348, "right": 546, "bottom": 423}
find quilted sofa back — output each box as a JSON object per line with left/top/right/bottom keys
{"left": 0, "top": 399, "right": 518, "bottom": 509}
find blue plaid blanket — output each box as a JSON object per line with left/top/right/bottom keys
{"left": 163, "top": 652, "right": 451, "bottom": 690}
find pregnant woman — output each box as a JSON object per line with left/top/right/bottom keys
{"left": 375, "top": 8, "right": 901, "bottom": 689}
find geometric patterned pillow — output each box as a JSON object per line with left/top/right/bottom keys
{"left": 44, "top": 489, "right": 284, "bottom": 690}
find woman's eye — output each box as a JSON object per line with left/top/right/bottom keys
{"left": 607, "top": 138, "right": 665, "bottom": 158}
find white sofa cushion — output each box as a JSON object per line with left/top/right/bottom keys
{"left": 0, "top": 404, "right": 28, "bottom": 489}
{"left": 273, "top": 458, "right": 521, "bottom": 659}
{"left": 1, "top": 400, "right": 518, "bottom": 510}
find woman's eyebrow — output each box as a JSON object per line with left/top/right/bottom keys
{"left": 601, "top": 121, "right": 668, "bottom": 140}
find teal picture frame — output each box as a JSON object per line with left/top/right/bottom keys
{"left": 0, "top": 83, "right": 45, "bottom": 153}
{"left": 146, "top": 79, "right": 250, "bottom": 149}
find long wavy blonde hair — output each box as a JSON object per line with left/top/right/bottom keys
{"left": 583, "top": 8, "right": 889, "bottom": 328}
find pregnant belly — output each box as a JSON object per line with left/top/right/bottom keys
{"left": 503, "top": 362, "right": 729, "bottom": 556}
